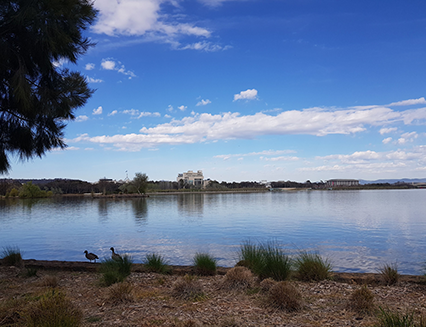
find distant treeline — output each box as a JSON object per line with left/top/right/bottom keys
{"left": 0, "top": 178, "right": 418, "bottom": 197}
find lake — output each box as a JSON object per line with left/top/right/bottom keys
{"left": 0, "top": 189, "right": 425, "bottom": 275}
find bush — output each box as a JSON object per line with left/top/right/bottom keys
{"left": 193, "top": 252, "right": 217, "bottom": 276}
{"left": 348, "top": 285, "right": 375, "bottom": 314}
{"left": 379, "top": 263, "right": 399, "bottom": 286}
{"left": 8, "top": 188, "right": 19, "bottom": 197}
{"left": 267, "top": 281, "right": 302, "bottom": 312}
{"left": 294, "top": 251, "right": 332, "bottom": 281}
{"left": 144, "top": 253, "right": 170, "bottom": 274}
{"left": 222, "top": 266, "right": 254, "bottom": 290}
{"left": 1, "top": 246, "right": 23, "bottom": 266}
{"left": 238, "top": 241, "right": 292, "bottom": 281}
{"left": 107, "top": 282, "right": 134, "bottom": 303}
{"left": 23, "top": 289, "right": 82, "bottom": 327}
{"left": 99, "top": 255, "right": 133, "bottom": 286}
{"left": 172, "top": 274, "right": 205, "bottom": 301}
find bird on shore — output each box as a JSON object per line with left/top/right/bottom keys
{"left": 84, "top": 250, "right": 99, "bottom": 263}
{"left": 110, "top": 247, "right": 122, "bottom": 261}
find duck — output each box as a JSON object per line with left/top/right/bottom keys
{"left": 84, "top": 250, "right": 99, "bottom": 263}
{"left": 110, "top": 247, "right": 122, "bottom": 261}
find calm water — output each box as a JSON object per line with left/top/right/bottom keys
{"left": 1, "top": 189, "right": 425, "bottom": 274}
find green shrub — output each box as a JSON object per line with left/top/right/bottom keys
{"left": 23, "top": 289, "right": 82, "bottom": 327}
{"left": 348, "top": 285, "right": 375, "bottom": 314}
{"left": 99, "top": 255, "right": 133, "bottom": 286}
{"left": 238, "top": 241, "right": 292, "bottom": 281}
{"left": 193, "top": 252, "right": 217, "bottom": 276}
{"left": 8, "top": 188, "right": 19, "bottom": 197}
{"left": 294, "top": 251, "right": 332, "bottom": 281}
{"left": 1, "top": 246, "right": 23, "bottom": 266}
{"left": 25, "top": 267, "right": 38, "bottom": 277}
{"left": 379, "top": 263, "right": 399, "bottom": 286}
{"left": 144, "top": 253, "right": 170, "bottom": 274}
{"left": 267, "top": 281, "right": 302, "bottom": 312}
{"left": 172, "top": 274, "right": 205, "bottom": 301}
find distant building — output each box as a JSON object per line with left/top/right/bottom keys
{"left": 177, "top": 170, "right": 209, "bottom": 188}
{"left": 326, "top": 179, "right": 359, "bottom": 187}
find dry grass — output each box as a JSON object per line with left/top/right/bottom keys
{"left": 23, "top": 289, "right": 82, "bottom": 327}
{"left": 259, "top": 277, "right": 276, "bottom": 293}
{"left": 107, "top": 281, "right": 134, "bottom": 303}
{"left": 39, "top": 275, "right": 58, "bottom": 288}
{"left": 222, "top": 266, "right": 254, "bottom": 290}
{"left": 379, "top": 263, "right": 400, "bottom": 286}
{"left": 267, "top": 281, "right": 303, "bottom": 312}
{"left": 172, "top": 274, "right": 205, "bottom": 301}
{"left": 348, "top": 285, "right": 375, "bottom": 314}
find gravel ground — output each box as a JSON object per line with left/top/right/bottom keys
{"left": 1, "top": 263, "right": 426, "bottom": 327}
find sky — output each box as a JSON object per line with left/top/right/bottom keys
{"left": 5, "top": 0, "right": 426, "bottom": 183}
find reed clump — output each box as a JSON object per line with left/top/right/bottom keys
{"left": 99, "top": 255, "right": 133, "bottom": 286}
{"left": 1, "top": 246, "right": 23, "bottom": 266}
{"left": 376, "top": 307, "right": 426, "bottom": 327}
{"left": 107, "top": 282, "right": 134, "bottom": 303}
{"left": 379, "top": 263, "right": 400, "bottom": 286}
{"left": 193, "top": 252, "right": 217, "bottom": 276}
{"left": 239, "top": 241, "right": 292, "bottom": 281}
{"left": 294, "top": 251, "right": 332, "bottom": 281}
{"left": 144, "top": 253, "right": 170, "bottom": 274}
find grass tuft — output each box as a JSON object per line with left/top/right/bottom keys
{"left": 294, "top": 251, "right": 332, "bottom": 282}
{"left": 379, "top": 263, "right": 400, "bottom": 286}
{"left": 267, "top": 281, "right": 303, "bottom": 312}
{"left": 193, "top": 252, "right": 217, "bottom": 276}
{"left": 144, "top": 253, "right": 170, "bottom": 274}
{"left": 23, "top": 289, "right": 82, "bottom": 327}
{"left": 1, "top": 246, "right": 23, "bottom": 266}
{"left": 107, "top": 282, "right": 134, "bottom": 303}
{"left": 239, "top": 241, "right": 291, "bottom": 281}
{"left": 172, "top": 274, "right": 205, "bottom": 301}
{"left": 99, "top": 255, "right": 133, "bottom": 286}
{"left": 259, "top": 278, "right": 277, "bottom": 293}
{"left": 374, "top": 307, "right": 426, "bottom": 327}
{"left": 40, "top": 275, "right": 58, "bottom": 288}
{"left": 222, "top": 266, "right": 254, "bottom": 290}
{"left": 348, "top": 285, "right": 375, "bottom": 314}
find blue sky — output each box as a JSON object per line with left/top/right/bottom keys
{"left": 7, "top": 0, "right": 426, "bottom": 183}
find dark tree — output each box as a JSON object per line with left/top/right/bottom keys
{"left": 0, "top": 0, "right": 97, "bottom": 173}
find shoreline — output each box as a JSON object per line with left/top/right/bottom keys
{"left": 8, "top": 259, "right": 425, "bottom": 286}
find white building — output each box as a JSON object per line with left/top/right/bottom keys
{"left": 177, "top": 170, "right": 208, "bottom": 188}
{"left": 326, "top": 179, "right": 359, "bottom": 187}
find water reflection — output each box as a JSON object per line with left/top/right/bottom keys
{"left": 132, "top": 198, "right": 148, "bottom": 223}
{"left": 177, "top": 193, "right": 204, "bottom": 218}
{"left": 97, "top": 199, "right": 108, "bottom": 220}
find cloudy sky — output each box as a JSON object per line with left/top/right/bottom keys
{"left": 7, "top": 0, "right": 426, "bottom": 183}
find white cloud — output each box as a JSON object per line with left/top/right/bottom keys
{"left": 215, "top": 150, "right": 296, "bottom": 160}
{"left": 92, "top": 0, "right": 210, "bottom": 38}
{"left": 70, "top": 100, "right": 426, "bottom": 151}
{"left": 108, "top": 110, "right": 118, "bottom": 116}
{"left": 123, "top": 109, "right": 140, "bottom": 116}
{"left": 86, "top": 77, "right": 104, "bottom": 83}
{"left": 137, "top": 112, "right": 161, "bottom": 118}
{"left": 164, "top": 114, "right": 171, "bottom": 118}
{"left": 85, "top": 63, "right": 95, "bottom": 70}
{"left": 397, "top": 132, "right": 418, "bottom": 144}
{"left": 379, "top": 127, "right": 397, "bottom": 135}
{"left": 178, "top": 105, "right": 187, "bottom": 111}
{"left": 178, "top": 41, "right": 230, "bottom": 52}
{"left": 233, "top": 89, "right": 258, "bottom": 101}
{"left": 92, "top": 106, "right": 103, "bottom": 115}
{"left": 260, "top": 156, "right": 299, "bottom": 162}
{"left": 196, "top": 99, "right": 211, "bottom": 106}
{"left": 167, "top": 105, "right": 174, "bottom": 112}
{"left": 382, "top": 137, "right": 392, "bottom": 144}
{"left": 52, "top": 58, "right": 68, "bottom": 68}
{"left": 75, "top": 115, "right": 89, "bottom": 122}
{"left": 101, "top": 59, "right": 136, "bottom": 78}
{"left": 388, "top": 97, "right": 426, "bottom": 106}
